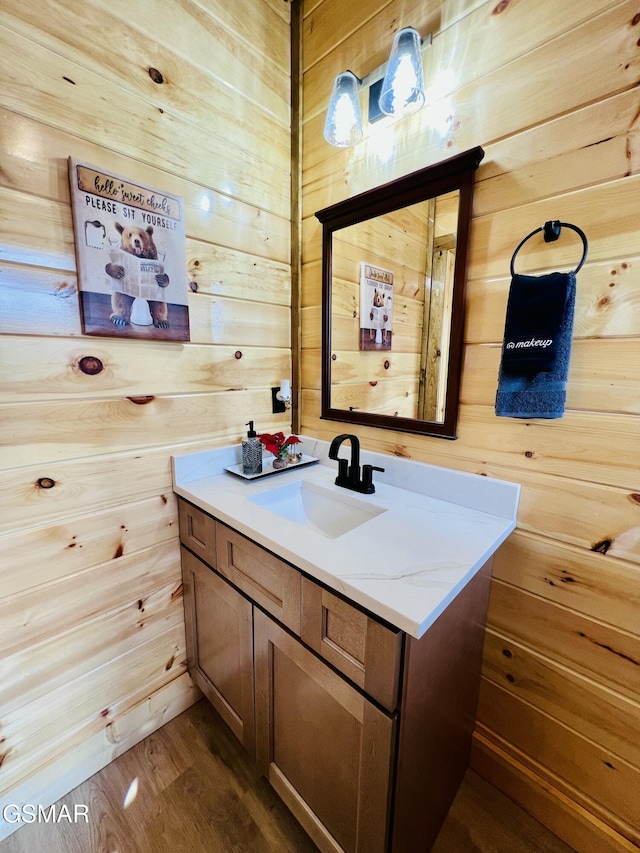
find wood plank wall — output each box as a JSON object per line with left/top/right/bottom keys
{"left": 0, "top": 0, "right": 292, "bottom": 838}
{"left": 300, "top": 1, "right": 640, "bottom": 851}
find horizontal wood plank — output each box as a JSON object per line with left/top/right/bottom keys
{"left": 0, "top": 336, "right": 290, "bottom": 401}
{"left": 465, "top": 256, "right": 640, "bottom": 344}
{"left": 0, "top": 626, "right": 188, "bottom": 795}
{"left": 0, "top": 111, "right": 290, "bottom": 262}
{"left": 486, "top": 580, "right": 640, "bottom": 700}
{"left": 491, "top": 530, "right": 640, "bottom": 636}
{"left": 455, "top": 404, "right": 640, "bottom": 490}
{"left": 476, "top": 680, "right": 640, "bottom": 842}
{"left": 0, "top": 393, "right": 289, "bottom": 469}
{"left": 0, "top": 494, "right": 178, "bottom": 598}
{"left": 482, "top": 629, "right": 640, "bottom": 767}
{"left": 0, "top": 25, "right": 290, "bottom": 218}
{"left": 461, "top": 339, "right": 640, "bottom": 415}
{"left": 1, "top": 0, "right": 290, "bottom": 123}
{"left": 471, "top": 733, "right": 640, "bottom": 853}
{"left": 0, "top": 541, "right": 181, "bottom": 657}
{"left": 0, "top": 263, "right": 81, "bottom": 336}
{"left": 1, "top": 592, "right": 185, "bottom": 717}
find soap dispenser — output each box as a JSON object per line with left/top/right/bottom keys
{"left": 242, "top": 421, "right": 262, "bottom": 475}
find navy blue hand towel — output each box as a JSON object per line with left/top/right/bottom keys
{"left": 495, "top": 271, "right": 576, "bottom": 419}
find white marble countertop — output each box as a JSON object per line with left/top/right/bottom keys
{"left": 172, "top": 437, "right": 520, "bottom": 639}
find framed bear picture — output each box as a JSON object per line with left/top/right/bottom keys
{"left": 359, "top": 262, "right": 393, "bottom": 351}
{"left": 69, "top": 158, "right": 190, "bottom": 341}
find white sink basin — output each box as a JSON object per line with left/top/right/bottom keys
{"left": 248, "top": 479, "right": 386, "bottom": 539}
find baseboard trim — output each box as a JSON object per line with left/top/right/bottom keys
{"left": 471, "top": 732, "right": 639, "bottom": 853}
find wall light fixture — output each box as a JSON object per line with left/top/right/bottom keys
{"left": 323, "top": 27, "right": 431, "bottom": 148}
{"left": 378, "top": 27, "right": 426, "bottom": 118}
{"left": 323, "top": 70, "right": 363, "bottom": 148}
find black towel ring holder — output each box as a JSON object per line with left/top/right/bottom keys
{"left": 510, "top": 220, "right": 588, "bottom": 277}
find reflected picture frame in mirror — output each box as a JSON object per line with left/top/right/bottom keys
{"left": 315, "top": 146, "right": 484, "bottom": 439}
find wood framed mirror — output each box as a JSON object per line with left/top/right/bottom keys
{"left": 315, "top": 146, "right": 484, "bottom": 438}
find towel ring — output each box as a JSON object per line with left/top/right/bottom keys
{"left": 510, "top": 220, "right": 588, "bottom": 277}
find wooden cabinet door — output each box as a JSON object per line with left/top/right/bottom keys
{"left": 254, "top": 608, "right": 395, "bottom": 853}
{"left": 181, "top": 546, "right": 255, "bottom": 757}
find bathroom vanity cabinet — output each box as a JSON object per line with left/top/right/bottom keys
{"left": 178, "top": 496, "right": 493, "bottom": 853}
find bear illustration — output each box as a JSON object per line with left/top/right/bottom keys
{"left": 105, "top": 223, "right": 170, "bottom": 328}
{"left": 369, "top": 288, "right": 388, "bottom": 343}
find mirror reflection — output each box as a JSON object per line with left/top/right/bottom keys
{"left": 330, "top": 191, "right": 459, "bottom": 424}
{"left": 316, "top": 146, "right": 484, "bottom": 439}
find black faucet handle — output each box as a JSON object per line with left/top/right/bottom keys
{"left": 335, "top": 457, "right": 349, "bottom": 486}
{"left": 361, "top": 464, "right": 385, "bottom": 494}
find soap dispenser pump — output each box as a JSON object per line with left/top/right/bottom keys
{"left": 242, "top": 421, "right": 262, "bottom": 476}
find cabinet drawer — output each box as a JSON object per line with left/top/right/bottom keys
{"left": 301, "top": 577, "right": 403, "bottom": 712}
{"left": 178, "top": 498, "right": 215, "bottom": 564}
{"left": 215, "top": 523, "right": 301, "bottom": 634}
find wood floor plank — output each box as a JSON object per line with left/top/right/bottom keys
{"left": 0, "top": 699, "right": 578, "bottom": 853}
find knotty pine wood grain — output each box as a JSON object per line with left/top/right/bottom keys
{"left": 300, "top": 6, "right": 640, "bottom": 839}
{"left": 302, "top": 1, "right": 637, "bottom": 200}
{"left": 460, "top": 339, "right": 640, "bottom": 414}
{"left": 0, "top": 0, "right": 292, "bottom": 831}
{"left": 486, "top": 580, "right": 639, "bottom": 701}
{"left": 329, "top": 299, "right": 424, "bottom": 352}
{"left": 466, "top": 257, "right": 640, "bottom": 344}
{"left": 0, "top": 436, "right": 305, "bottom": 536}
{"left": 329, "top": 380, "right": 418, "bottom": 418}
{"left": 1, "top": 623, "right": 188, "bottom": 795}
{"left": 2, "top": 595, "right": 186, "bottom": 719}
{"left": 470, "top": 735, "right": 637, "bottom": 853}
{"left": 0, "top": 540, "right": 181, "bottom": 656}
{"left": 302, "top": 0, "right": 617, "bottom": 119}
{"left": 304, "top": 338, "right": 640, "bottom": 417}
{"left": 0, "top": 29, "right": 290, "bottom": 220}
{"left": 0, "top": 187, "right": 290, "bottom": 299}
{"left": 1, "top": 0, "right": 291, "bottom": 121}
{"left": 186, "top": 247, "right": 291, "bottom": 306}
{"left": 469, "top": 177, "right": 640, "bottom": 283}
{"left": 0, "top": 263, "right": 81, "bottom": 337}
{"left": 492, "top": 531, "right": 640, "bottom": 636}
{"left": 476, "top": 682, "right": 640, "bottom": 844}
{"left": 481, "top": 629, "right": 640, "bottom": 768}
{"left": 0, "top": 394, "right": 289, "bottom": 469}
{"left": 1, "top": 494, "right": 177, "bottom": 598}
{"left": 0, "top": 337, "right": 291, "bottom": 401}
{"left": 455, "top": 405, "right": 640, "bottom": 489}
{"left": 474, "top": 135, "right": 634, "bottom": 219}
{"left": 0, "top": 111, "right": 291, "bottom": 263}
{"left": 0, "top": 675, "right": 200, "bottom": 847}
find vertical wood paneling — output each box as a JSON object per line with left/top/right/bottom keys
{"left": 299, "top": 1, "right": 640, "bottom": 851}
{"left": 0, "top": 0, "right": 291, "bottom": 842}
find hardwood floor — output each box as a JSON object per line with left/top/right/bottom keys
{"left": 1, "top": 699, "right": 578, "bottom": 853}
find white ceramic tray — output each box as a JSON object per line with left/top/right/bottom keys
{"left": 224, "top": 455, "right": 320, "bottom": 480}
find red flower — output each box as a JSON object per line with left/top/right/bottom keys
{"left": 258, "top": 432, "right": 301, "bottom": 457}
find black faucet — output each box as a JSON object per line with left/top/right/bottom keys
{"left": 328, "top": 433, "right": 385, "bottom": 495}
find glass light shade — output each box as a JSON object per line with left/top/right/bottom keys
{"left": 378, "top": 27, "right": 425, "bottom": 118}
{"left": 323, "top": 71, "right": 363, "bottom": 147}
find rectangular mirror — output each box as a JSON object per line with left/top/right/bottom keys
{"left": 316, "top": 147, "right": 484, "bottom": 438}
